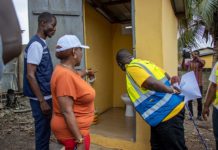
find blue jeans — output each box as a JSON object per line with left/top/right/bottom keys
{"left": 151, "top": 108, "right": 187, "bottom": 150}
{"left": 213, "top": 107, "right": 218, "bottom": 149}
{"left": 30, "top": 99, "right": 52, "bottom": 150}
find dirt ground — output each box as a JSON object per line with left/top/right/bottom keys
{"left": 184, "top": 105, "right": 216, "bottom": 150}
{"left": 0, "top": 97, "right": 216, "bottom": 150}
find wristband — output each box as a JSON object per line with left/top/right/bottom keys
{"left": 76, "top": 137, "right": 84, "bottom": 144}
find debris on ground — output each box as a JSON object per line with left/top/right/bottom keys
{"left": 0, "top": 97, "right": 216, "bottom": 149}
{"left": 184, "top": 107, "right": 215, "bottom": 150}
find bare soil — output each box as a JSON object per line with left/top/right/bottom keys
{"left": 0, "top": 97, "right": 216, "bottom": 150}
{"left": 184, "top": 102, "right": 216, "bottom": 150}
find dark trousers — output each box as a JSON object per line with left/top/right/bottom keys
{"left": 151, "top": 108, "right": 187, "bottom": 150}
{"left": 30, "top": 99, "right": 52, "bottom": 150}
{"left": 213, "top": 107, "right": 218, "bottom": 150}
{"left": 188, "top": 85, "right": 203, "bottom": 117}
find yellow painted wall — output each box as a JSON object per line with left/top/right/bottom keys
{"left": 134, "top": 1, "right": 165, "bottom": 149}
{"left": 84, "top": 3, "right": 113, "bottom": 113}
{"left": 85, "top": 0, "right": 178, "bottom": 149}
{"left": 162, "top": 0, "right": 178, "bottom": 75}
{"left": 112, "top": 24, "right": 132, "bottom": 107}
{"left": 135, "top": 1, "right": 163, "bottom": 67}
{"left": 201, "top": 55, "right": 213, "bottom": 68}
{"left": 133, "top": 0, "right": 178, "bottom": 149}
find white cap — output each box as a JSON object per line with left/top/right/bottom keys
{"left": 56, "top": 35, "right": 89, "bottom": 52}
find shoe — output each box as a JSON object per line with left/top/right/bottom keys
{"left": 197, "top": 116, "right": 203, "bottom": 121}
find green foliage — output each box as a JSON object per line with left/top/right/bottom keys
{"left": 199, "top": 0, "right": 218, "bottom": 28}
{"left": 178, "top": 0, "right": 218, "bottom": 50}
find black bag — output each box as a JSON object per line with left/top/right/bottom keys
{"left": 182, "top": 50, "right": 191, "bottom": 59}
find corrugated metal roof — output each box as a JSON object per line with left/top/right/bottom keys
{"left": 87, "top": 0, "right": 131, "bottom": 23}
{"left": 87, "top": 0, "right": 185, "bottom": 23}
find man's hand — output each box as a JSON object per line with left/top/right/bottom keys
{"left": 171, "top": 86, "right": 181, "bottom": 94}
{"left": 87, "top": 69, "right": 96, "bottom": 83}
{"left": 77, "top": 68, "right": 96, "bottom": 78}
{"left": 202, "top": 82, "right": 216, "bottom": 121}
{"left": 86, "top": 68, "right": 95, "bottom": 76}
{"left": 77, "top": 143, "right": 85, "bottom": 150}
{"left": 39, "top": 100, "right": 51, "bottom": 115}
{"left": 202, "top": 105, "right": 210, "bottom": 121}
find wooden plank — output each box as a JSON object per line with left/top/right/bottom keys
{"left": 89, "top": 0, "right": 119, "bottom": 23}
{"left": 102, "top": 0, "right": 130, "bottom": 6}
{"left": 28, "top": 0, "right": 85, "bottom": 68}
{"left": 32, "top": 10, "right": 80, "bottom": 16}
{"left": 115, "top": 19, "right": 131, "bottom": 24}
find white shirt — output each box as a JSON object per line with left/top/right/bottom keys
{"left": 26, "top": 39, "right": 52, "bottom": 100}
{"left": 27, "top": 39, "right": 45, "bottom": 65}
{"left": 209, "top": 62, "right": 218, "bottom": 84}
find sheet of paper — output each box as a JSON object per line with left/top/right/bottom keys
{"left": 179, "top": 71, "right": 202, "bottom": 103}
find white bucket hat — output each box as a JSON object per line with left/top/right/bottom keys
{"left": 56, "top": 35, "right": 89, "bottom": 52}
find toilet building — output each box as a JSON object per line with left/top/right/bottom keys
{"left": 85, "top": 1, "right": 185, "bottom": 149}
{"left": 7, "top": 0, "right": 186, "bottom": 149}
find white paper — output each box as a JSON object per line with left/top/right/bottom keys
{"left": 179, "top": 71, "right": 202, "bottom": 103}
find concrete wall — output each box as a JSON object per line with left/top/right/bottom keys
{"left": 134, "top": 0, "right": 179, "bottom": 149}
{"left": 112, "top": 24, "right": 132, "bottom": 108}
{"left": 85, "top": 0, "right": 178, "bottom": 149}
{"left": 85, "top": 3, "right": 133, "bottom": 112}
{"left": 86, "top": 0, "right": 178, "bottom": 150}
{"left": 84, "top": 3, "right": 113, "bottom": 113}
{"left": 135, "top": 1, "right": 163, "bottom": 67}
{"left": 162, "top": 0, "right": 178, "bottom": 75}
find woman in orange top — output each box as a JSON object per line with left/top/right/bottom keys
{"left": 51, "top": 35, "right": 95, "bottom": 150}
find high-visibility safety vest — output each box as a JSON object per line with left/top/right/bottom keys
{"left": 126, "top": 59, "right": 184, "bottom": 127}
{"left": 213, "top": 66, "right": 218, "bottom": 108}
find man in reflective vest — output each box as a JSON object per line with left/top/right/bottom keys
{"left": 203, "top": 62, "right": 218, "bottom": 149}
{"left": 116, "top": 49, "right": 187, "bottom": 150}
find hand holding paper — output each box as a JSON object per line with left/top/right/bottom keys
{"left": 177, "top": 71, "right": 202, "bottom": 103}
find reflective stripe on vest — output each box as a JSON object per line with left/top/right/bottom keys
{"left": 214, "top": 68, "right": 218, "bottom": 108}
{"left": 126, "top": 60, "right": 183, "bottom": 126}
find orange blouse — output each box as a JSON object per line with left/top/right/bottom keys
{"left": 50, "top": 65, "right": 95, "bottom": 140}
